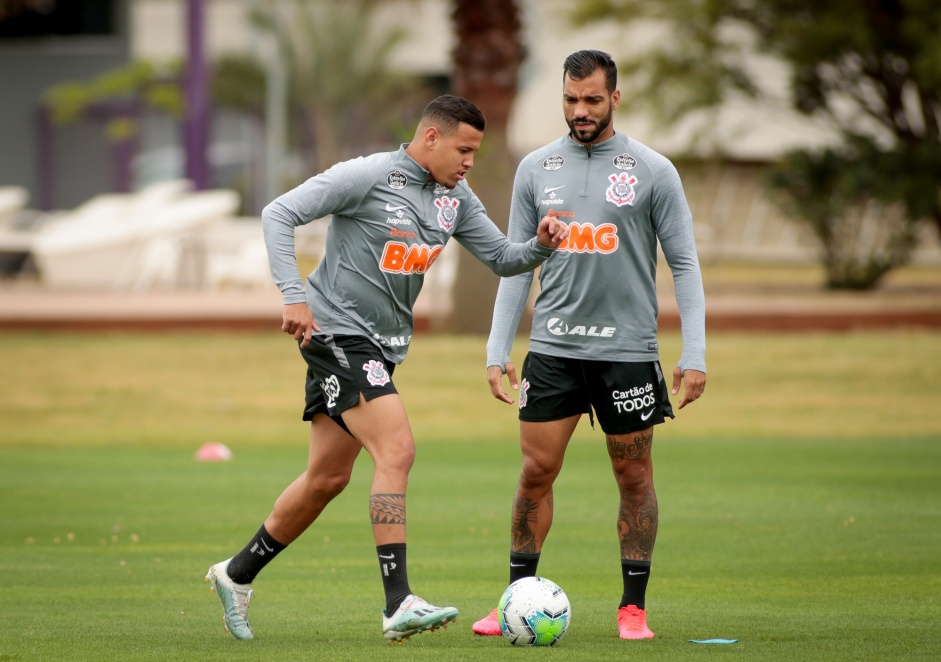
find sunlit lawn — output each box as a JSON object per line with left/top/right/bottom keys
{"left": 0, "top": 330, "right": 939, "bottom": 661}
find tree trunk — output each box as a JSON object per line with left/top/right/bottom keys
{"left": 449, "top": 0, "right": 525, "bottom": 334}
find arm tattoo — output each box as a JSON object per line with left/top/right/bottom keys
{"left": 511, "top": 495, "right": 539, "bottom": 553}
{"left": 606, "top": 430, "right": 653, "bottom": 462}
{"left": 370, "top": 493, "right": 406, "bottom": 525}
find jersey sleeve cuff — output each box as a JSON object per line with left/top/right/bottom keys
{"left": 533, "top": 240, "right": 554, "bottom": 256}
{"left": 278, "top": 280, "right": 307, "bottom": 305}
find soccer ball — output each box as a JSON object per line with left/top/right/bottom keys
{"left": 498, "top": 576, "right": 571, "bottom": 646}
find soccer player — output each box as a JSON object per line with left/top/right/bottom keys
{"left": 471, "top": 50, "right": 707, "bottom": 640}
{"left": 204, "top": 95, "right": 568, "bottom": 643}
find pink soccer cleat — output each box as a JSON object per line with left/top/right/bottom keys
{"left": 618, "top": 605, "right": 655, "bottom": 640}
{"left": 472, "top": 607, "right": 502, "bottom": 636}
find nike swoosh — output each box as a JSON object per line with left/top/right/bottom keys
{"left": 543, "top": 184, "right": 566, "bottom": 194}
{"left": 628, "top": 570, "right": 647, "bottom": 576}
{"left": 378, "top": 554, "right": 395, "bottom": 559}
{"left": 640, "top": 410, "right": 655, "bottom": 421}
{"left": 509, "top": 563, "right": 526, "bottom": 567}
{"left": 385, "top": 203, "right": 408, "bottom": 212}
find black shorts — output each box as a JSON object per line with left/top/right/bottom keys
{"left": 518, "top": 352, "right": 674, "bottom": 435}
{"left": 298, "top": 334, "right": 398, "bottom": 428}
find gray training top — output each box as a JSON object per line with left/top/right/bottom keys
{"left": 263, "top": 144, "right": 555, "bottom": 365}
{"left": 486, "top": 133, "right": 707, "bottom": 374}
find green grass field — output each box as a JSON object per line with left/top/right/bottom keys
{"left": 1, "top": 330, "right": 940, "bottom": 661}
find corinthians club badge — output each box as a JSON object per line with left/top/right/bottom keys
{"left": 363, "top": 359, "right": 390, "bottom": 386}
{"left": 605, "top": 172, "right": 638, "bottom": 207}
{"left": 434, "top": 195, "right": 460, "bottom": 231}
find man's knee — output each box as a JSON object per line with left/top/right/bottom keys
{"left": 612, "top": 459, "right": 653, "bottom": 494}
{"left": 306, "top": 467, "right": 354, "bottom": 499}
{"left": 519, "top": 453, "right": 563, "bottom": 489}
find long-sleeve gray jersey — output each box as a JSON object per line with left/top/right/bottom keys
{"left": 263, "top": 144, "right": 554, "bottom": 365}
{"left": 487, "top": 133, "right": 706, "bottom": 374}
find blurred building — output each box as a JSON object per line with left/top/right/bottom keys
{"left": 1, "top": 0, "right": 936, "bottom": 264}
{"left": 126, "top": 0, "right": 837, "bottom": 160}
{"left": 0, "top": 0, "right": 457, "bottom": 213}
{"left": 0, "top": 0, "right": 129, "bottom": 210}
{"left": 0, "top": 0, "right": 825, "bottom": 255}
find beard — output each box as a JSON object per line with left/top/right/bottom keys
{"left": 567, "top": 105, "right": 613, "bottom": 144}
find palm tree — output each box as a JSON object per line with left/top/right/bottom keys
{"left": 449, "top": 0, "right": 526, "bottom": 333}
{"left": 250, "top": 0, "right": 419, "bottom": 177}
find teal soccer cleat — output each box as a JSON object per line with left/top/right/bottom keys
{"left": 205, "top": 559, "right": 254, "bottom": 640}
{"left": 381, "top": 594, "right": 458, "bottom": 644}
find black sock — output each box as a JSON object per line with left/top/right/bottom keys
{"left": 377, "top": 543, "right": 411, "bottom": 615}
{"left": 619, "top": 559, "right": 652, "bottom": 609}
{"left": 509, "top": 551, "right": 540, "bottom": 585}
{"left": 226, "top": 524, "right": 287, "bottom": 584}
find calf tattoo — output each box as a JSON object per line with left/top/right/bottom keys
{"left": 370, "top": 493, "right": 406, "bottom": 525}
{"left": 617, "top": 490, "right": 658, "bottom": 559}
{"left": 512, "top": 495, "right": 539, "bottom": 553}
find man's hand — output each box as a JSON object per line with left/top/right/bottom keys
{"left": 672, "top": 367, "right": 706, "bottom": 409}
{"left": 487, "top": 363, "right": 518, "bottom": 404}
{"left": 282, "top": 302, "right": 320, "bottom": 347}
{"left": 536, "top": 213, "right": 568, "bottom": 248}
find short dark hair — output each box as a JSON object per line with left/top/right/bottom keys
{"left": 420, "top": 94, "right": 486, "bottom": 134}
{"left": 563, "top": 50, "right": 617, "bottom": 93}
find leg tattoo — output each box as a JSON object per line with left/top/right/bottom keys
{"left": 512, "top": 495, "right": 540, "bottom": 553}
{"left": 608, "top": 430, "right": 657, "bottom": 559}
{"left": 617, "top": 489, "right": 658, "bottom": 559}
{"left": 370, "top": 493, "right": 406, "bottom": 525}
{"left": 606, "top": 430, "right": 653, "bottom": 462}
